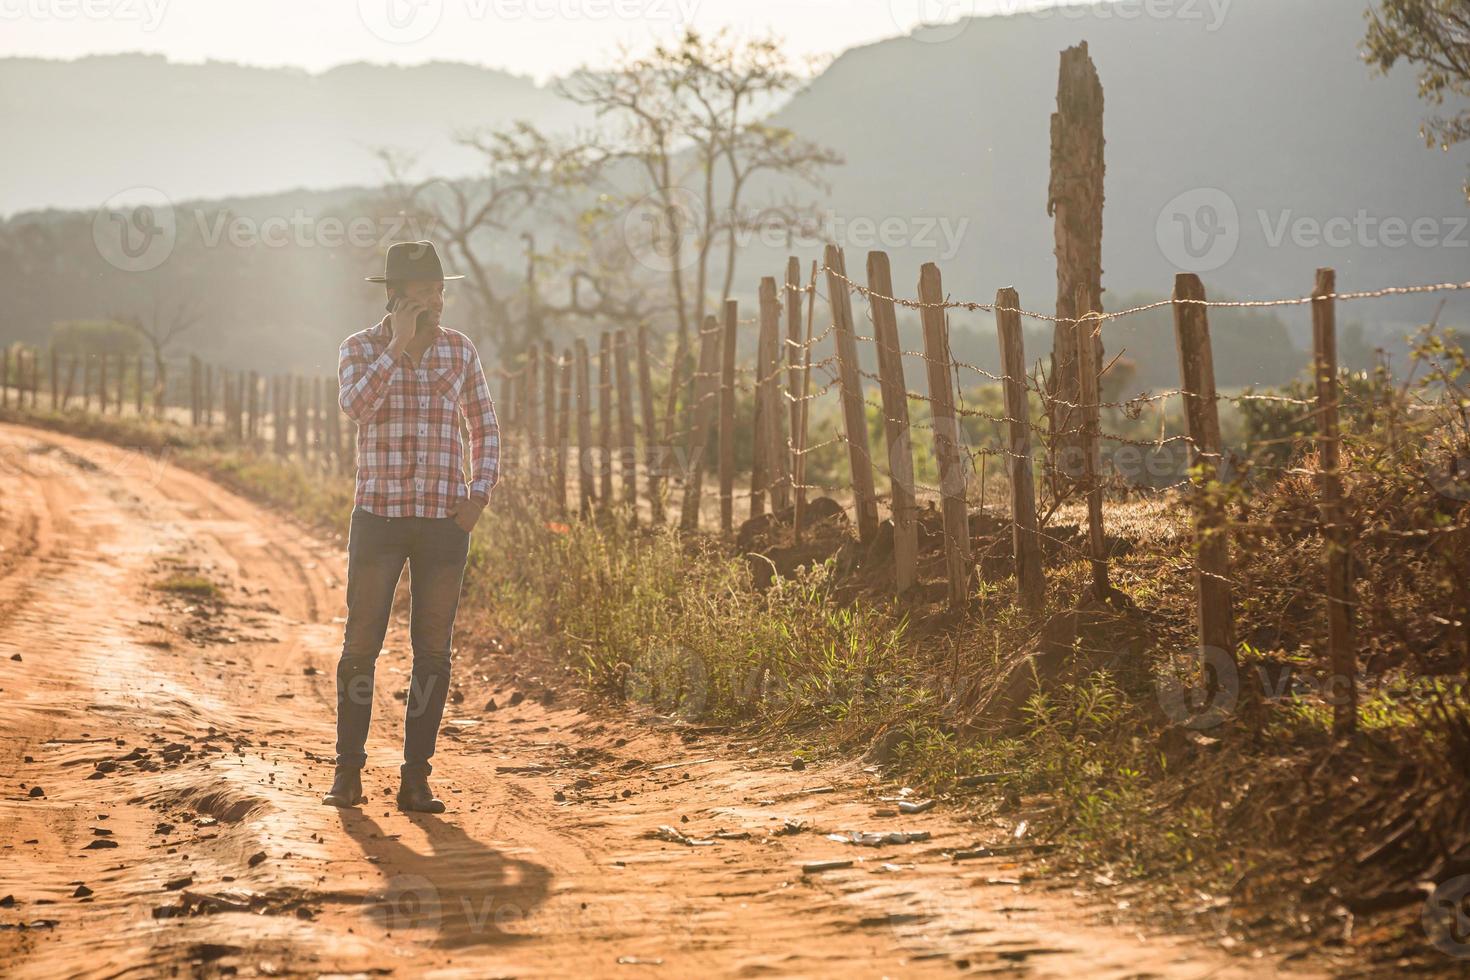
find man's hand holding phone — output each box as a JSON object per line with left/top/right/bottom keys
{"left": 386, "top": 297, "right": 424, "bottom": 355}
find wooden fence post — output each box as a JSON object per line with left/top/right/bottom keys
{"left": 51, "top": 350, "right": 60, "bottom": 411}
{"left": 99, "top": 353, "right": 110, "bottom": 416}
{"left": 543, "top": 340, "right": 557, "bottom": 505}
{"left": 679, "top": 316, "right": 723, "bottom": 531}
{"left": 598, "top": 332, "right": 614, "bottom": 511}
{"left": 1, "top": 347, "right": 9, "bottom": 408}
{"left": 1313, "top": 268, "right": 1356, "bottom": 737}
{"left": 636, "top": 325, "right": 664, "bottom": 525}
{"left": 115, "top": 353, "right": 124, "bottom": 414}
{"left": 1173, "top": 273, "right": 1236, "bottom": 677}
{"left": 63, "top": 356, "right": 78, "bottom": 410}
{"left": 556, "top": 349, "right": 572, "bottom": 517}
{"left": 918, "top": 263, "right": 971, "bottom": 611}
{"left": 719, "top": 299, "right": 738, "bottom": 533}
{"left": 996, "top": 288, "right": 1045, "bottom": 612}
{"left": 614, "top": 329, "right": 638, "bottom": 514}
{"left": 247, "top": 371, "right": 259, "bottom": 442}
{"left": 574, "top": 339, "right": 595, "bottom": 516}
{"left": 296, "top": 376, "right": 310, "bottom": 456}
{"left": 759, "top": 276, "right": 791, "bottom": 515}
{"left": 793, "top": 260, "right": 818, "bottom": 542}
{"left": 867, "top": 251, "right": 919, "bottom": 595}
{"left": 785, "top": 256, "right": 804, "bottom": 505}
{"left": 1073, "top": 286, "right": 1110, "bottom": 600}
{"left": 824, "top": 243, "right": 880, "bottom": 543}
{"left": 189, "top": 356, "right": 200, "bottom": 427}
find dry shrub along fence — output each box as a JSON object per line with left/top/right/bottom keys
{"left": 491, "top": 246, "right": 1470, "bottom": 741}
{"left": 0, "top": 347, "right": 353, "bottom": 472}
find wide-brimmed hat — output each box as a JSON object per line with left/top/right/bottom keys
{"left": 364, "top": 240, "right": 464, "bottom": 283}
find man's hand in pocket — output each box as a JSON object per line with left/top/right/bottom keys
{"left": 449, "top": 497, "right": 485, "bottom": 533}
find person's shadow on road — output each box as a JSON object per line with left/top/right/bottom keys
{"left": 336, "top": 807, "right": 552, "bottom": 949}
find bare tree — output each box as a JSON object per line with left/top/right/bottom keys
{"left": 559, "top": 29, "right": 840, "bottom": 440}
{"left": 119, "top": 287, "right": 200, "bottom": 416}
{"left": 373, "top": 123, "right": 603, "bottom": 356}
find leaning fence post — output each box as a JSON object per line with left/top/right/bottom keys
{"left": 679, "top": 316, "right": 723, "bottom": 532}
{"left": 918, "top": 263, "right": 971, "bottom": 611}
{"left": 824, "top": 243, "right": 880, "bottom": 543}
{"left": 759, "top": 276, "right": 791, "bottom": 515}
{"left": 575, "top": 339, "right": 595, "bottom": 516}
{"left": 1173, "top": 273, "right": 1236, "bottom": 680}
{"left": 867, "top": 251, "right": 919, "bottom": 595}
{"left": 614, "top": 329, "right": 638, "bottom": 515}
{"left": 1073, "top": 286, "right": 1110, "bottom": 600}
{"left": 996, "top": 288, "right": 1046, "bottom": 612}
{"left": 1312, "top": 268, "right": 1356, "bottom": 737}
{"left": 636, "top": 325, "right": 664, "bottom": 525}
{"left": 719, "top": 299, "right": 738, "bottom": 533}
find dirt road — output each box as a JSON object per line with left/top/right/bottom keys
{"left": 0, "top": 423, "right": 1303, "bottom": 978}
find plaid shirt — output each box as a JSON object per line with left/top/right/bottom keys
{"left": 338, "top": 318, "right": 500, "bottom": 518}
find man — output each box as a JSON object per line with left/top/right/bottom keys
{"left": 324, "top": 240, "right": 500, "bottom": 814}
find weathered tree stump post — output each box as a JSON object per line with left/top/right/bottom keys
{"left": 1047, "top": 42, "right": 1106, "bottom": 474}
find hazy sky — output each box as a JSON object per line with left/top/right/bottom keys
{"left": 0, "top": 0, "right": 1099, "bottom": 80}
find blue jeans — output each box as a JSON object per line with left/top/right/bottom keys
{"left": 335, "top": 507, "right": 470, "bottom": 775}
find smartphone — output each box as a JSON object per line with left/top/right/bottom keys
{"left": 385, "top": 296, "right": 432, "bottom": 331}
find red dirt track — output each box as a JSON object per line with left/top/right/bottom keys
{"left": 0, "top": 423, "right": 1306, "bottom": 978}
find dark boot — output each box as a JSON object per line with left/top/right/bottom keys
{"left": 322, "top": 766, "right": 364, "bottom": 807}
{"left": 396, "top": 766, "right": 446, "bottom": 814}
